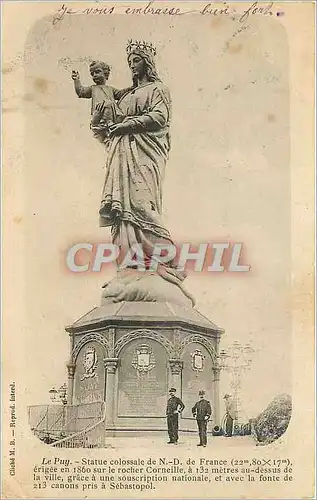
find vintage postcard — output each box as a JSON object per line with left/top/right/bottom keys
{"left": 2, "top": 1, "right": 315, "bottom": 498}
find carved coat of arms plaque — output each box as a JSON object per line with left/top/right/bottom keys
{"left": 191, "top": 349, "right": 205, "bottom": 375}
{"left": 132, "top": 344, "right": 155, "bottom": 374}
{"left": 81, "top": 346, "right": 98, "bottom": 381}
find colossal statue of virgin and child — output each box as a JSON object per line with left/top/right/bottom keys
{"left": 73, "top": 40, "right": 194, "bottom": 307}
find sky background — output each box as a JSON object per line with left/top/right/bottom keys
{"left": 18, "top": 11, "right": 290, "bottom": 418}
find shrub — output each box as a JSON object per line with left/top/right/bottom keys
{"left": 252, "top": 394, "right": 292, "bottom": 446}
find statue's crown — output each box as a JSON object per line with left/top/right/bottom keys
{"left": 126, "top": 39, "right": 157, "bottom": 57}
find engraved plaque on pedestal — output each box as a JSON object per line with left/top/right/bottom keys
{"left": 182, "top": 342, "right": 213, "bottom": 419}
{"left": 74, "top": 341, "right": 106, "bottom": 404}
{"left": 118, "top": 340, "right": 168, "bottom": 418}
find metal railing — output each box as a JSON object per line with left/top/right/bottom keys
{"left": 28, "top": 402, "right": 105, "bottom": 446}
{"left": 51, "top": 403, "right": 106, "bottom": 448}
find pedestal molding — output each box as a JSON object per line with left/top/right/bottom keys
{"left": 104, "top": 357, "right": 119, "bottom": 374}
{"left": 71, "top": 332, "right": 109, "bottom": 361}
{"left": 179, "top": 334, "right": 217, "bottom": 362}
{"left": 169, "top": 359, "right": 184, "bottom": 375}
{"left": 114, "top": 329, "right": 174, "bottom": 357}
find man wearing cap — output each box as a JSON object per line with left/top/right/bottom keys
{"left": 192, "top": 390, "right": 212, "bottom": 447}
{"left": 223, "top": 394, "right": 237, "bottom": 437}
{"left": 166, "top": 388, "right": 185, "bottom": 444}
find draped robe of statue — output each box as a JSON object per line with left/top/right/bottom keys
{"left": 99, "top": 79, "right": 194, "bottom": 306}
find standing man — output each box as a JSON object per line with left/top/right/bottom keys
{"left": 223, "top": 394, "right": 237, "bottom": 437}
{"left": 192, "top": 390, "right": 212, "bottom": 447}
{"left": 166, "top": 388, "right": 185, "bottom": 444}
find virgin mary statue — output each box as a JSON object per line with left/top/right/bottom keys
{"left": 98, "top": 40, "right": 194, "bottom": 306}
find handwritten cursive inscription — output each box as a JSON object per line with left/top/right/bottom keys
{"left": 52, "top": 1, "right": 282, "bottom": 25}
{"left": 239, "top": 2, "right": 274, "bottom": 23}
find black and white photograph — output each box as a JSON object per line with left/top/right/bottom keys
{"left": 2, "top": 1, "right": 315, "bottom": 499}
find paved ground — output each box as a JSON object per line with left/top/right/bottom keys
{"left": 106, "top": 434, "right": 255, "bottom": 450}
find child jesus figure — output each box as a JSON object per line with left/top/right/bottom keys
{"left": 71, "top": 60, "right": 132, "bottom": 144}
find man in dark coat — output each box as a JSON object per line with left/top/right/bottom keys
{"left": 192, "top": 390, "right": 212, "bottom": 447}
{"left": 166, "top": 388, "right": 185, "bottom": 444}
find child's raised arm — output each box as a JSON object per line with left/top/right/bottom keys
{"left": 71, "top": 70, "right": 92, "bottom": 98}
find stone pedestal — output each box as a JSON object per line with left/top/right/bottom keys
{"left": 104, "top": 358, "right": 119, "bottom": 427}
{"left": 169, "top": 359, "right": 183, "bottom": 395}
{"left": 66, "top": 363, "right": 75, "bottom": 404}
{"left": 65, "top": 300, "right": 224, "bottom": 435}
